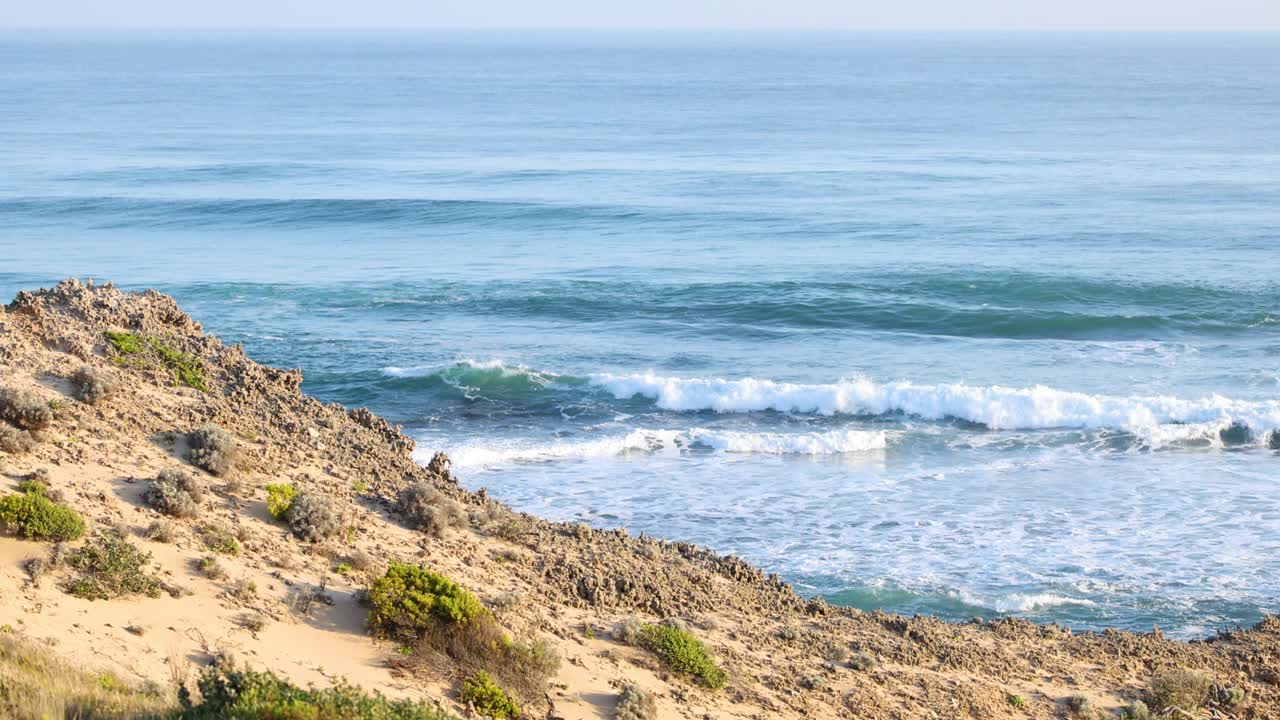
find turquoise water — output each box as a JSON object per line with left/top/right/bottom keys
{"left": 2, "top": 31, "right": 1279, "bottom": 636}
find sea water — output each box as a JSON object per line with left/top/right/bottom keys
{"left": 2, "top": 31, "right": 1278, "bottom": 636}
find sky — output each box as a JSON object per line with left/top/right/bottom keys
{"left": 4, "top": 0, "right": 1279, "bottom": 31}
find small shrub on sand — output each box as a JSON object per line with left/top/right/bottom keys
{"left": 145, "top": 519, "right": 177, "bottom": 543}
{"left": 199, "top": 555, "right": 227, "bottom": 580}
{"left": 285, "top": 491, "right": 344, "bottom": 542}
{"left": 350, "top": 548, "right": 375, "bottom": 573}
{"left": 397, "top": 483, "right": 467, "bottom": 538}
{"left": 369, "top": 563, "right": 486, "bottom": 639}
{"left": 71, "top": 365, "right": 118, "bottom": 405}
{"left": 178, "top": 665, "right": 458, "bottom": 719}
{"left": 0, "top": 387, "right": 54, "bottom": 431}
{"left": 461, "top": 671, "right": 520, "bottom": 719}
{"left": 615, "top": 683, "right": 657, "bottom": 720}
{"left": 188, "top": 425, "right": 238, "bottom": 476}
{"left": 0, "top": 423, "right": 37, "bottom": 454}
{"left": 848, "top": 651, "right": 878, "bottom": 671}
{"left": 202, "top": 526, "right": 241, "bottom": 555}
{"left": 1119, "top": 701, "right": 1154, "bottom": 720}
{"left": 615, "top": 617, "right": 644, "bottom": 645}
{"left": 637, "top": 623, "right": 725, "bottom": 689}
{"left": 64, "top": 534, "right": 163, "bottom": 600}
{"left": 264, "top": 483, "right": 297, "bottom": 520}
{"left": 0, "top": 490, "right": 85, "bottom": 541}
{"left": 371, "top": 564, "right": 557, "bottom": 702}
{"left": 1146, "top": 669, "right": 1213, "bottom": 712}
{"left": 143, "top": 468, "right": 206, "bottom": 518}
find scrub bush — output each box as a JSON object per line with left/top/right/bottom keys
{"left": 637, "top": 623, "right": 725, "bottom": 689}
{"left": 188, "top": 425, "right": 238, "bottom": 476}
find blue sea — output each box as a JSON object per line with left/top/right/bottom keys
{"left": 2, "top": 31, "right": 1279, "bottom": 637}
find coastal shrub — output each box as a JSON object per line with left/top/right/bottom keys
{"left": 1119, "top": 701, "right": 1154, "bottom": 720}
{"left": 848, "top": 651, "right": 878, "bottom": 671}
{"left": 615, "top": 617, "right": 644, "bottom": 645}
{"left": 0, "top": 387, "right": 54, "bottom": 431}
{"left": 637, "top": 623, "right": 725, "bottom": 689}
{"left": 64, "top": 534, "right": 163, "bottom": 600}
{"left": 0, "top": 490, "right": 85, "bottom": 541}
{"left": 16, "top": 478, "right": 49, "bottom": 496}
{"left": 285, "top": 491, "right": 344, "bottom": 542}
{"left": 178, "top": 665, "right": 458, "bottom": 719}
{"left": 397, "top": 483, "right": 467, "bottom": 538}
{"left": 202, "top": 526, "right": 242, "bottom": 555}
{"left": 143, "top": 468, "right": 206, "bottom": 518}
{"left": 264, "top": 482, "right": 297, "bottom": 520}
{"left": 368, "top": 563, "right": 486, "bottom": 639}
{"left": 199, "top": 555, "right": 227, "bottom": 580}
{"left": 1146, "top": 669, "right": 1212, "bottom": 711}
{"left": 145, "top": 519, "right": 177, "bottom": 543}
{"left": 615, "top": 683, "right": 657, "bottom": 720}
{"left": 107, "top": 331, "right": 207, "bottom": 391}
{"left": 71, "top": 365, "right": 118, "bottom": 405}
{"left": 460, "top": 671, "right": 520, "bottom": 719}
{"left": 0, "top": 423, "right": 37, "bottom": 454}
{"left": 188, "top": 425, "right": 239, "bottom": 476}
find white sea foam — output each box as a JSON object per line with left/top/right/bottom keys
{"left": 425, "top": 427, "right": 888, "bottom": 468}
{"left": 590, "top": 371, "right": 1280, "bottom": 445}
{"left": 951, "top": 589, "right": 1097, "bottom": 613}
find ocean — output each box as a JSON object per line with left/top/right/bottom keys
{"left": 2, "top": 30, "right": 1278, "bottom": 637}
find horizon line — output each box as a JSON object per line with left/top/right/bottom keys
{"left": 4, "top": 26, "right": 1280, "bottom": 34}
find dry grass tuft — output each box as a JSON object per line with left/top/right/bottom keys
{"left": 0, "top": 631, "right": 172, "bottom": 719}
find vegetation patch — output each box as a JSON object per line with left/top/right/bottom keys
{"left": 70, "top": 365, "right": 118, "bottom": 405}
{"left": 615, "top": 683, "right": 657, "bottom": 720}
{"left": 188, "top": 424, "right": 239, "bottom": 476}
{"left": 0, "top": 423, "right": 37, "bottom": 454}
{"left": 0, "top": 489, "right": 85, "bottom": 541}
{"left": 144, "top": 468, "right": 207, "bottom": 518}
{"left": 637, "top": 623, "right": 725, "bottom": 689}
{"left": 64, "top": 533, "right": 163, "bottom": 600}
{"left": 202, "top": 525, "right": 242, "bottom": 555}
{"left": 178, "top": 665, "right": 458, "bottom": 719}
{"left": 369, "top": 563, "right": 486, "bottom": 638}
{"left": 285, "top": 491, "right": 344, "bottom": 542}
{"left": 0, "top": 387, "right": 54, "bottom": 431}
{"left": 106, "top": 330, "right": 208, "bottom": 391}
{"left": 265, "top": 483, "right": 298, "bottom": 520}
{"left": 0, "top": 631, "right": 171, "bottom": 719}
{"left": 371, "top": 564, "right": 558, "bottom": 704}
{"left": 1146, "top": 669, "right": 1212, "bottom": 712}
{"left": 398, "top": 483, "right": 467, "bottom": 538}
{"left": 461, "top": 671, "right": 520, "bottom": 719}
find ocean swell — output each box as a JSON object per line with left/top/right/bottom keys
{"left": 591, "top": 371, "right": 1280, "bottom": 443}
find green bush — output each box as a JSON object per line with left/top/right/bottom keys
{"left": 0, "top": 491, "right": 85, "bottom": 541}
{"left": 179, "top": 665, "right": 458, "bottom": 719}
{"left": 265, "top": 483, "right": 297, "bottom": 520}
{"left": 637, "top": 623, "right": 725, "bottom": 689}
{"left": 460, "top": 671, "right": 519, "bottom": 719}
{"left": 368, "top": 563, "right": 486, "bottom": 639}
{"left": 64, "top": 534, "right": 163, "bottom": 600}
{"left": 107, "top": 331, "right": 207, "bottom": 391}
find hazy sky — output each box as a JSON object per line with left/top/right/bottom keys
{"left": 5, "top": 0, "right": 1279, "bottom": 31}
